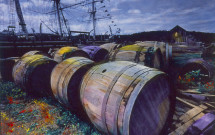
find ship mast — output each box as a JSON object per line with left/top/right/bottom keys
{"left": 88, "top": 0, "right": 112, "bottom": 41}
{"left": 55, "top": 0, "right": 63, "bottom": 37}
{"left": 14, "top": 0, "right": 28, "bottom": 36}
{"left": 92, "top": 0, "right": 96, "bottom": 40}
{"left": 8, "top": 0, "right": 16, "bottom": 32}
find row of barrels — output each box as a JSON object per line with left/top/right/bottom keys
{"left": 1, "top": 42, "right": 214, "bottom": 89}
{"left": 50, "top": 46, "right": 109, "bottom": 63}
{"left": 0, "top": 45, "right": 109, "bottom": 82}
{"left": 101, "top": 42, "right": 214, "bottom": 88}
{"left": 0, "top": 51, "right": 175, "bottom": 135}
{"left": 0, "top": 42, "right": 169, "bottom": 79}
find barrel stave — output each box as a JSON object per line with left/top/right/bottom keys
{"left": 106, "top": 66, "right": 151, "bottom": 134}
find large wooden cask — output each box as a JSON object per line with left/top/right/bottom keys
{"left": 110, "top": 44, "right": 164, "bottom": 70}
{"left": 51, "top": 57, "right": 94, "bottom": 111}
{"left": 168, "top": 45, "right": 205, "bottom": 83}
{"left": 82, "top": 46, "right": 109, "bottom": 62}
{"left": 80, "top": 61, "right": 174, "bottom": 135}
{"left": 179, "top": 58, "right": 214, "bottom": 79}
{"left": 12, "top": 55, "right": 57, "bottom": 96}
{"left": 176, "top": 58, "right": 214, "bottom": 89}
{"left": 135, "top": 41, "right": 172, "bottom": 70}
{"left": 144, "top": 46, "right": 164, "bottom": 69}
{"left": 0, "top": 57, "right": 19, "bottom": 81}
{"left": 53, "top": 46, "right": 89, "bottom": 62}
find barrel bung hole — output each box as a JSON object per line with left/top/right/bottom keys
{"left": 102, "top": 69, "right": 107, "bottom": 73}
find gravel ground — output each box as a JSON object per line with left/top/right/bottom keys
{"left": 0, "top": 81, "right": 100, "bottom": 135}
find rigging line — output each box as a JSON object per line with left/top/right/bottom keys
{"left": 64, "top": 11, "right": 88, "bottom": 22}
{"left": 40, "top": 19, "right": 58, "bottom": 34}
{"left": 46, "top": 0, "right": 104, "bottom": 14}
{"left": 63, "top": 11, "right": 87, "bottom": 22}
{"left": 64, "top": 7, "right": 88, "bottom": 14}
{"left": 60, "top": 3, "right": 79, "bottom": 8}
{"left": 26, "top": 9, "right": 54, "bottom": 14}
{"left": 45, "top": 1, "right": 85, "bottom": 14}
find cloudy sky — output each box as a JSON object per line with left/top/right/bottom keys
{"left": 0, "top": 0, "right": 215, "bottom": 35}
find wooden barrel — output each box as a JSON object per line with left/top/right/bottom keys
{"left": 135, "top": 41, "right": 166, "bottom": 57}
{"left": 145, "top": 47, "right": 164, "bottom": 69}
{"left": 21, "top": 50, "right": 46, "bottom": 58}
{"left": 100, "top": 43, "right": 121, "bottom": 53}
{"left": 51, "top": 57, "right": 94, "bottom": 111}
{"left": 12, "top": 55, "right": 57, "bottom": 96}
{"left": 82, "top": 46, "right": 109, "bottom": 62}
{"left": 176, "top": 58, "right": 214, "bottom": 89}
{"left": 53, "top": 46, "right": 89, "bottom": 62}
{"left": 168, "top": 45, "right": 204, "bottom": 81}
{"left": 0, "top": 57, "right": 19, "bottom": 81}
{"left": 180, "top": 58, "right": 213, "bottom": 79}
{"left": 135, "top": 41, "right": 173, "bottom": 70}
{"left": 80, "top": 61, "right": 174, "bottom": 135}
{"left": 110, "top": 44, "right": 164, "bottom": 70}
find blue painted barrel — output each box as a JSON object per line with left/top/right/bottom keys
{"left": 82, "top": 46, "right": 109, "bottom": 62}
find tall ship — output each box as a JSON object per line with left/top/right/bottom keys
{"left": 0, "top": 0, "right": 120, "bottom": 47}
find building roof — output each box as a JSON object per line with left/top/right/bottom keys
{"left": 170, "top": 25, "right": 186, "bottom": 32}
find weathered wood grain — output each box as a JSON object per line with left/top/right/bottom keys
{"left": 80, "top": 61, "right": 173, "bottom": 135}
{"left": 110, "top": 44, "right": 164, "bottom": 70}
{"left": 170, "top": 113, "right": 205, "bottom": 135}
